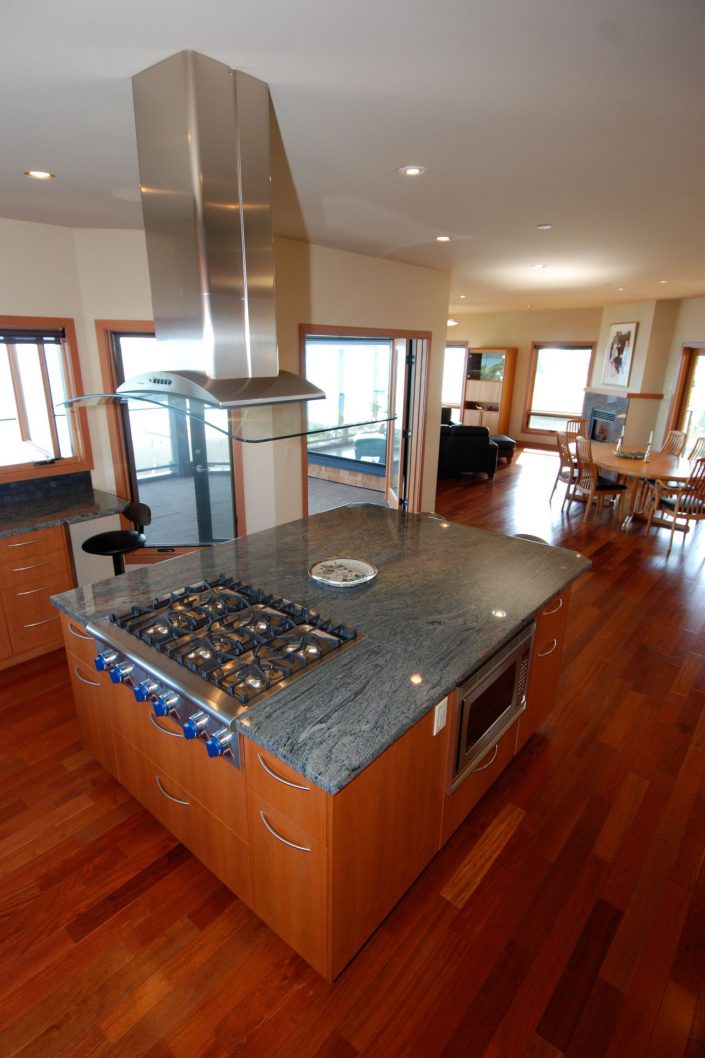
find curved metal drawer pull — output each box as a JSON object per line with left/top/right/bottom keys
{"left": 7, "top": 539, "right": 36, "bottom": 548}
{"left": 155, "top": 775, "right": 190, "bottom": 806}
{"left": 23, "top": 616, "right": 58, "bottom": 628}
{"left": 257, "top": 751, "right": 309, "bottom": 791}
{"left": 12, "top": 562, "right": 49, "bottom": 572}
{"left": 259, "top": 810, "right": 311, "bottom": 852}
{"left": 16, "top": 584, "right": 50, "bottom": 596}
{"left": 74, "top": 666, "right": 100, "bottom": 687}
{"left": 149, "top": 712, "right": 181, "bottom": 738}
{"left": 469, "top": 744, "right": 500, "bottom": 773}
{"left": 537, "top": 638, "right": 558, "bottom": 658}
{"left": 542, "top": 597, "right": 563, "bottom": 616}
{"left": 68, "top": 622, "right": 92, "bottom": 641}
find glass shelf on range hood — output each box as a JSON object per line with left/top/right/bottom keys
{"left": 62, "top": 393, "right": 395, "bottom": 444}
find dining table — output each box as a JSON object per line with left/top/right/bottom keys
{"left": 590, "top": 441, "right": 693, "bottom": 527}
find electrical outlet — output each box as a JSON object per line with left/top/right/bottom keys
{"left": 433, "top": 697, "right": 448, "bottom": 735}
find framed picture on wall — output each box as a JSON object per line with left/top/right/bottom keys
{"left": 601, "top": 322, "right": 637, "bottom": 388}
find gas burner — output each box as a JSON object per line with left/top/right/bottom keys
{"left": 213, "top": 659, "right": 290, "bottom": 703}
{"left": 166, "top": 608, "right": 210, "bottom": 631}
{"left": 256, "top": 627, "right": 339, "bottom": 666}
{"left": 233, "top": 607, "right": 296, "bottom": 639}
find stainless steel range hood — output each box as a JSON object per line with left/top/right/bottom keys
{"left": 122, "top": 50, "right": 323, "bottom": 408}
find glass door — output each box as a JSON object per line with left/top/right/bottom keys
{"left": 113, "top": 334, "right": 236, "bottom": 545}
{"left": 386, "top": 339, "right": 410, "bottom": 509}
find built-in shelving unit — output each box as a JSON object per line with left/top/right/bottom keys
{"left": 462, "top": 347, "right": 516, "bottom": 435}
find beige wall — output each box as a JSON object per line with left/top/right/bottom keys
{"left": 447, "top": 307, "right": 602, "bottom": 443}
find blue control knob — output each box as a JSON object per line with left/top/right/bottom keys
{"left": 109, "top": 661, "right": 134, "bottom": 684}
{"left": 94, "top": 650, "right": 117, "bottom": 671}
{"left": 183, "top": 711, "right": 208, "bottom": 740}
{"left": 134, "top": 679, "right": 158, "bottom": 702}
{"left": 153, "top": 692, "right": 178, "bottom": 717}
{"left": 205, "top": 728, "right": 233, "bottom": 758}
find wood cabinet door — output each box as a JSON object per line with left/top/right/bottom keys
{"left": 516, "top": 590, "right": 571, "bottom": 752}
{"left": 65, "top": 650, "right": 118, "bottom": 776}
{"left": 247, "top": 792, "right": 328, "bottom": 977}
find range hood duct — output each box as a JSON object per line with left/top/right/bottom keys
{"left": 123, "top": 50, "right": 323, "bottom": 408}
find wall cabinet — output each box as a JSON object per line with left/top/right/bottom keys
{"left": 462, "top": 347, "right": 516, "bottom": 436}
{"left": 0, "top": 527, "right": 74, "bottom": 668}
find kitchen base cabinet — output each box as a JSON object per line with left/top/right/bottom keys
{"left": 515, "top": 589, "right": 571, "bottom": 753}
{"left": 1, "top": 526, "right": 74, "bottom": 668}
{"left": 61, "top": 601, "right": 572, "bottom": 981}
{"left": 247, "top": 792, "right": 328, "bottom": 976}
{"left": 113, "top": 733, "right": 252, "bottom": 905}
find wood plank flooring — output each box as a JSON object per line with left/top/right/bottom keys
{"left": 3, "top": 446, "right": 705, "bottom": 1056}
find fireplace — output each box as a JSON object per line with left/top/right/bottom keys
{"left": 590, "top": 409, "right": 615, "bottom": 443}
{"left": 582, "top": 390, "right": 628, "bottom": 444}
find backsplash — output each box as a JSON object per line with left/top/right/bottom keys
{"left": 0, "top": 471, "right": 93, "bottom": 506}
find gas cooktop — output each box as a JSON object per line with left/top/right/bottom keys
{"left": 87, "top": 576, "right": 362, "bottom": 764}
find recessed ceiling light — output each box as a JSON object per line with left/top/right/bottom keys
{"left": 532, "top": 263, "right": 546, "bottom": 270}
{"left": 24, "top": 169, "right": 55, "bottom": 180}
{"left": 398, "top": 165, "right": 427, "bottom": 177}
{"left": 617, "top": 287, "right": 625, "bottom": 291}
{"left": 436, "top": 235, "right": 452, "bottom": 242}
{"left": 447, "top": 318, "right": 459, "bottom": 327}
{"left": 660, "top": 279, "right": 667, "bottom": 284}
{"left": 459, "top": 294, "right": 466, "bottom": 299}
{"left": 536, "top": 223, "right": 552, "bottom": 230}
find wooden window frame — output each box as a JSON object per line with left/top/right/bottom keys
{"left": 664, "top": 343, "right": 705, "bottom": 437}
{"left": 0, "top": 315, "right": 93, "bottom": 484}
{"left": 522, "top": 341, "right": 596, "bottom": 436}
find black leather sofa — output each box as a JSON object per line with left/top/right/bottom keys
{"left": 437, "top": 424, "right": 499, "bottom": 480}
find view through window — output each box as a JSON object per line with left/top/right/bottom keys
{"left": 112, "top": 333, "right": 236, "bottom": 546}
{"left": 442, "top": 344, "right": 466, "bottom": 413}
{"left": 0, "top": 329, "right": 75, "bottom": 467}
{"left": 525, "top": 344, "right": 593, "bottom": 432}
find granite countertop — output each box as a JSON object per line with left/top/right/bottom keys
{"left": 51, "top": 505, "right": 590, "bottom": 794}
{"left": 0, "top": 488, "right": 129, "bottom": 538}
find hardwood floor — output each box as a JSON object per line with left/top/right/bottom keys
{"left": 3, "top": 446, "right": 705, "bottom": 1057}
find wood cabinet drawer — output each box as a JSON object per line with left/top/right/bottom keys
{"left": 60, "top": 612, "right": 99, "bottom": 669}
{"left": 2, "top": 550, "right": 70, "bottom": 587}
{"left": 534, "top": 590, "right": 571, "bottom": 648}
{"left": 247, "top": 791, "right": 327, "bottom": 976}
{"left": 441, "top": 722, "right": 517, "bottom": 845}
{"left": 244, "top": 741, "right": 327, "bottom": 845}
{"left": 113, "top": 733, "right": 251, "bottom": 906}
{"left": 111, "top": 685, "right": 247, "bottom": 839}
{"left": 3, "top": 570, "right": 73, "bottom": 620}
{"left": 0, "top": 526, "right": 68, "bottom": 569}
{"left": 66, "top": 650, "right": 117, "bottom": 775}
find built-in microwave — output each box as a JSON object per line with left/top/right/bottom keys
{"left": 451, "top": 622, "right": 534, "bottom": 791}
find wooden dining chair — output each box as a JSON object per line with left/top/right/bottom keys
{"left": 689, "top": 436, "right": 705, "bottom": 460}
{"left": 660, "top": 429, "right": 687, "bottom": 456}
{"left": 573, "top": 436, "right": 629, "bottom": 524}
{"left": 645, "top": 457, "right": 705, "bottom": 553}
{"left": 550, "top": 431, "right": 579, "bottom": 509}
{"left": 565, "top": 418, "right": 588, "bottom": 447}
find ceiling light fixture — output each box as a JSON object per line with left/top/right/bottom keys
{"left": 398, "top": 165, "right": 427, "bottom": 177}
{"left": 459, "top": 294, "right": 466, "bottom": 299}
{"left": 660, "top": 279, "right": 667, "bottom": 284}
{"left": 536, "top": 223, "right": 552, "bottom": 230}
{"left": 532, "top": 263, "right": 546, "bottom": 270}
{"left": 447, "top": 318, "right": 459, "bottom": 327}
{"left": 436, "top": 235, "right": 452, "bottom": 242}
{"left": 617, "top": 286, "right": 625, "bottom": 291}
{"left": 24, "top": 169, "right": 55, "bottom": 180}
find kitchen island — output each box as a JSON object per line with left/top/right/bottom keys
{"left": 52, "top": 505, "right": 589, "bottom": 979}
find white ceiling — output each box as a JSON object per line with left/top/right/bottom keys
{"left": 3, "top": 0, "right": 705, "bottom": 312}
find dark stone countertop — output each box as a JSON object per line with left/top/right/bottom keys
{"left": 0, "top": 488, "right": 129, "bottom": 538}
{"left": 50, "top": 505, "right": 590, "bottom": 794}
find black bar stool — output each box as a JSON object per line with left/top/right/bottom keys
{"left": 82, "top": 502, "right": 152, "bottom": 575}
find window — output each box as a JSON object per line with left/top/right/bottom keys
{"left": 524, "top": 343, "right": 594, "bottom": 433}
{"left": 108, "top": 329, "right": 237, "bottom": 547}
{"left": 0, "top": 317, "right": 91, "bottom": 482}
{"left": 442, "top": 343, "right": 466, "bottom": 410}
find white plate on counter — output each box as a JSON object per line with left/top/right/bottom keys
{"left": 308, "top": 557, "right": 378, "bottom": 587}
